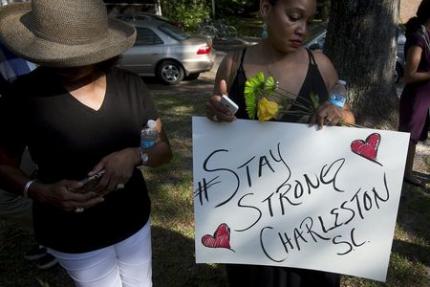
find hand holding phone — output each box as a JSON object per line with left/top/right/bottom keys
{"left": 75, "top": 170, "right": 105, "bottom": 193}
{"left": 220, "top": 94, "right": 239, "bottom": 114}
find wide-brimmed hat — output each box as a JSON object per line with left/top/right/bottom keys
{"left": 0, "top": 0, "right": 136, "bottom": 67}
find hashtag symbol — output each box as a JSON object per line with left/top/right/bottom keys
{"left": 194, "top": 177, "right": 220, "bottom": 206}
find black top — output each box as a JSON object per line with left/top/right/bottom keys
{"left": 0, "top": 67, "right": 157, "bottom": 253}
{"left": 226, "top": 48, "right": 339, "bottom": 287}
{"left": 229, "top": 48, "right": 329, "bottom": 123}
{"left": 0, "top": 73, "right": 11, "bottom": 99}
{"left": 399, "top": 30, "right": 430, "bottom": 143}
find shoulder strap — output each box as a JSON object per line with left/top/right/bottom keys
{"left": 227, "top": 48, "right": 247, "bottom": 89}
{"left": 302, "top": 48, "right": 330, "bottom": 100}
{"left": 239, "top": 48, "right": 247, "bottom": 67}
{"left": 306, "top": 48, "right": 317, "bottom": 66}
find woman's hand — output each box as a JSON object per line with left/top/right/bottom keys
{"left": 29, "top": 180, "right": 104, "bottom": 212}
{"left": 310, "top": 101, "right": 344, "bottom": 128}
{"left": 206, "top": 80, "right": 235, "bottom": 122}
{"left": 89, "top": 148, "right": 140, "bottom": 195}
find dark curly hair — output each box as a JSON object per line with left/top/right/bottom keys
{"left": 405, "top": 0, "right": 430, "bottom": 37}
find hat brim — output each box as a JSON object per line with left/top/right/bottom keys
{"left": 0, "top": 3, "right": 136, "bottom": 67}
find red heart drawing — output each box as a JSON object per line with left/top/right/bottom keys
{"left": 351, "top": 133, "right": 382, "bottom": 165}
{"left": 201, "top": 223, "right": 231, "bottom": 250}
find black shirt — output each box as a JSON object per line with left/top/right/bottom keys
{"left": 0, "top": 67, "right": 157, "bottom": 253}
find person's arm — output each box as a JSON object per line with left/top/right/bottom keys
{"left": 311, "top": 51, "right": 355, "bottom": 127}
{"left": 88, "top": 117, "right": 172, "bottom": 194}
{"left": 88, "top": 74, "right": 172, "bottom": 194}
{"left": 403, "top": 45, "right": 430, "bottom": 84}
{"left": 0, "top": 145, "right": 103, "bottom": 211}
{"left": 207, "top": 51, "right": 240, "bottom": 122}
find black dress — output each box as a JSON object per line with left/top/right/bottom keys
{"left": 399, "top": 30, "right": 430, "bottom": 143}
{"left": 226, "top": 48, "right": 340, "bottom": 287}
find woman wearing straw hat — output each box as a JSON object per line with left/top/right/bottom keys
{"left": 0, "top": 0, "right": 172, "bottom": 286}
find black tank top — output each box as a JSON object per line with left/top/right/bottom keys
{"left": 229, "top": 48, "right": 329, "bottom": 123}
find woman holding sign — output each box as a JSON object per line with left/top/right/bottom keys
{"left": 207, "top": 0, "right": 355, "bottom": 286}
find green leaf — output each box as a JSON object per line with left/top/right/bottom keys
{"left": 264, "top": 76, "right": 277, "bottom": 96}
{"left": 310, "top": 92, "right": 320, "bottom": 111}
{"left": 245, "top": 92, "right": 256, "bottom": 119}
{"left": 244, "top": 72, "right": 266, "bottom": 119}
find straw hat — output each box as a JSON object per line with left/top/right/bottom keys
{"left": 0, "top": 0, "right": 136, "bottom": 67}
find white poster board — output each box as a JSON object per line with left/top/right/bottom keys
{"left": 192, "top": 116, "right": 409, "bottom": 282}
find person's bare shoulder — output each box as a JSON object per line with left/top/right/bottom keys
{"left": 214, "top": 49, "right": 244, "bottom": 93}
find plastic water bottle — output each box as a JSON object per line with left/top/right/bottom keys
{"left": 140, "top": 120, "right": 158, "bottom": 150}
{"left": 329, "top": 80, "right": 347, "bottom": 108}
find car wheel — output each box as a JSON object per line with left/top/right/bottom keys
{"left": 185, "top": 73, "right": 200, "bottom": 81}
{"left": 157, "top": 60, "right": 184, "bottom": 85}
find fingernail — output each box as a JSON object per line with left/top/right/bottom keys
{"left": 98, "top": 197, "right": 105, "bottom": 202}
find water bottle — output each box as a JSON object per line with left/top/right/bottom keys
{"left": 140, "top": 119, "right": 158, "bottom": 150}
{"left": 329, "top": 80, "right": 347, "bottom": 109}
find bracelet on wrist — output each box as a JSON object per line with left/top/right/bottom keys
{"left": 23, "top": 179, "right": 37, "bottom": 198}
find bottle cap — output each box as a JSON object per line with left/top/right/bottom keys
{"left": 338, "top": 80, "right": 347, "bottom": 86}
{"left": 147, "top": 119, "right": 156, "bottom": 129}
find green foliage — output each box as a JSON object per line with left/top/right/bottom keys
{"left": 37, "top": 279, "right": 51, "bottom": 287}
{"left": 244, "top": 72, "right": 267, "bottom": 119}
{"left": 310, "top": 92, "right": 320, "bottom": 111}
{"left": 264, "top": 76, "right": 277, "bottom": 96}
{"left": 161, "top": 0, "right": 210, "bottom": 31}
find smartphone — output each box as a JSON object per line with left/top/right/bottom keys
{"left": 220, "top": 94, "right": 239, "bottom": 114}
{"left": 77, "top": 170, "right": 105, "bottom": 193}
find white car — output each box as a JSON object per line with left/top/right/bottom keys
{"left": 117, "top": 14, "right": 215, "bottom": 85}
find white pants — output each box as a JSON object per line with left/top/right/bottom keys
{"left": 48, "top": 221, "right": 152, "bottom": 287}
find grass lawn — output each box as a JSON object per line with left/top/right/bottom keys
{"left": 0, "top": 76, "right": 429, "bottom": 286}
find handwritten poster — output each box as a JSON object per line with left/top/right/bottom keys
{"left": 192, "top": 116, "right": 410, "bottom": 282}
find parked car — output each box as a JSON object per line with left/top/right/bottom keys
{"left": 305, "top": 25, "right": 406, "bottom": 83}
{"left": 116, "top": 14, "right": 215, "bottom": 85}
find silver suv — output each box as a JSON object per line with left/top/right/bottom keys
{"left": 117, "top": 14, "right": 215, "bottom": 85}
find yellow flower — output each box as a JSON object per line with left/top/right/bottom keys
{"left": 257, "top": 97, "right": 279, "bottom": 121}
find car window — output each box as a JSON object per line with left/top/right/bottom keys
{"left": 158, "top": 24, "right": 190, "bottom": 41}
{"left": 135, "top": 27, "right": 163, "bottom": 45}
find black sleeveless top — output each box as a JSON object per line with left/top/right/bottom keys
{"left": 229, "top": 48, "right": 329, "bottom": 123}
{"left": 225, "top": 48, "right": 339, "bottom": 287}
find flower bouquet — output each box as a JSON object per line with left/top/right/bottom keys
{"left": 244, "top": 72, "right": 320, "bottom": 122}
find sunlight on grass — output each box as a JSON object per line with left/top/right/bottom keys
{"left": 388, "top": 253, "right": 429, "bottom": 286}
{"left": 395, "top": 225, "right": 428, "bottom": 247}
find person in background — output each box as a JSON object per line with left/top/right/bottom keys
{"left": 399, "top": 0, "right": 430, "bottom": 192}
{"left": 0, "top": 41, "right": 57, "bottom": 269}
{"left": 206, "top": 0, "right": 354, "bottom": 286}
{"left": 0, "top": 0, "right": 172, "bottom": 286}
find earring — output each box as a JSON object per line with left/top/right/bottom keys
{"left": 261, "top": 23, "right": 268, "bottom": 39}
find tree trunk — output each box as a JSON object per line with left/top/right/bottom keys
{"left": 155, "top": 0, "right": 162, "bottom": 15}
{"left": 324, "top": 0, "right": 400, "bottom": 129}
